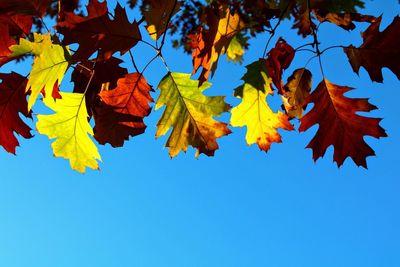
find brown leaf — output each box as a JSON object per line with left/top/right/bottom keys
{"left": 282, "top": 68, "right": 312, "bottom": 119}
{"left": 299, "top": 79, "right": 387, "bottom": 168}
{"left": 0, "top": 72, "right": 32, "bottom": 154}
{"left": 265, "top": 38, "right": 295, "bottom": 94}
{"left": 57, "top": 1, "right": 141, "bottom": 61}
{"left": 344, "top": 16, "right": 400, "bottom": 83}
{"left": 141, "top": 0, "right": 182, "bottom": 40}
{"left": 315, "top": 9, "right": 377, "bottom": 30}
{"left": 95, "top": 73, "right": 153, "bottom": 147}
{"left": 292, "top": 8, "right": 315, "bottom": 37}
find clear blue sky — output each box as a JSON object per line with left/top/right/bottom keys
{"left": 0, "top": 1, "right": 399, "bottom": 266}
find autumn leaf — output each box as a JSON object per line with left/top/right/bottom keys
{"left": 156, "top": 72, "right": 231, "bottom": 157}
{"left": 71, "top": 56, "right": 128, "bottom": 116}
{"left": 344, "top": 16, "right": 400, "bottom": 83}
{"left": 282, "top": 68, "right": 312, "bottom": 119}
{"left": 37, "top": 92, "right": 101, "bottom": 173}
{"left": 231, "top": 59, "right": 293, "bottom": 151}
{"left": 299, "top": 79, "right": 387, "bottom": 168}
{"left": 0, "top": 0, "right": 50, "bottom": 17}
{"left": 0, "top": 72, "right": 32, "bottom": 154}
{"left": 57, "top": 1, "right": 141, "bottom": 61}
{"left": 191, "top": 4, "right": 244, "bottom": 85}
{"left": 10, "top": 33, "right": 70, "bottom": 110}
{"left": 141, "top": 0, "right": 181, "bottom": 40}
{"left": 265, "top": 38, "right": 295, "bottom": 94}
{"left": 95, "top": 73, "right": 153, "bottom": 147}
{"left": 226, "top": 34, "right": 248, "bottom": 64}
{"left": 315, "top": 9, "right": 376, "bottom": 30}
{"left": 0, "top": 13, "right": 32, "bottom": 66}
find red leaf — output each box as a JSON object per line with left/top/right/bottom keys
{"left": 0, "top": 0, "right": 50, "bottom": 17}
{"left": 72, "top": 57, "right": 128, "bottom": 116}
{"left": 344, "top": 16, "right": 400, "bottom": 82}
{"left": 0, "top": 14, "right": 32, "bottom": 66}
{"left": 57, "top": 1, "right": 141, "bottom": 61}
{"left": 95, "top": 73, "right": 153, "bottom": 147}
{"left": 265, "top": 38, "right": 295, "bottom": 94}
{"left": 315, "top": 9, "right": 377, "bottom": 31}
{"left": 0, "top": 72, "right": 32, "bottom": 154}
{"left": 299, "top": 79, "right": 387, "bottom": 168}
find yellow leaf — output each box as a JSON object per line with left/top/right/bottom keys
{"left": 230, "top": 60, "right": 293, "bottom": 151}
{"left": 10, "top": 33, "right": 70, "bottom": 110}
{"left": 156, "top": 72, "right": 231, "bottom": 157}
{"left": 37, "top": 92, "right": 101, "bottom": 173}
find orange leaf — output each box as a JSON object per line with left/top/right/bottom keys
{"left": 95, "top": 73, "right": 153, "bottom": 147}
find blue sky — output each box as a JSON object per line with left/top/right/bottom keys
{"left": 0, "top": 1, "right": 399, "bottom": 266}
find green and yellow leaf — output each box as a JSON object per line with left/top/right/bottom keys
{"left": 36, "top": 92, "right": 101, "bottom": 173}
{"left": 230, "top": 59, "right": 294, "bottom": 151}
{"left": 155, "top": 72, "right": 231, "bottom": 157}
{"left": 10, "top": 33, "right": 70, "bottom": 110}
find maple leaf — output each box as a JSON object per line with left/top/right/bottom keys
{"left": 0, "top": 0, "right": 50, "bottom": 17}
{"left": 57, "top": 1, "right": 141, "bottom": 61}
{"left": 344, "top": 16, "right": 400, "bottom": 83}
{"left": 191, "top": 4, "right": 244, "bottom": 85}
{"left": 141, "top": 0, "right": 181, "bottom": 40}
{"left": 155, "top": 72, "right": 231, "bottom": 157}
{"left": 95, "top": 73, "right": 153, "bottom": 147}
{"left": 37, "top": 92, "right": 101, "bottom": 173}
{"left": 299, "top": 79, "right": 387, "bottom": 168}
{"left": 231, "top": 59, "right": 293, "bottom": 151}
{"left": 10, "top": 33, "right": 70, "bottom": 110}
{"left": 282, "top": 68, "right": 312, "bottom": 119}
{"left": 265, "top": 38, "right": 295, "bottom": 94}
{"left": 0, "top": 72, "right": 32, "bottom": 154}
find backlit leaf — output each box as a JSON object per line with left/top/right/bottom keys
{"left": 10, "top": 33, "right": 70, "bottom": 110}
{"left": 156, "top": 72, "right": 231, "bottom": 157}
{"left": 231, "top": 59, "right": 294, "bottom": 151}
{"left": 299, "top": 79, "right": 387, "bottom": 168}
{"left": 37, "top": 92, "right": 101, "bottom": 173}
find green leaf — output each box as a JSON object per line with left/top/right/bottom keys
{"left": 155, "top": 72, "right": 231, "bottom": 157}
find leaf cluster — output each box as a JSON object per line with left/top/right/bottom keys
{"left": 0, "top": 0, "right": 398, "bottom": 172}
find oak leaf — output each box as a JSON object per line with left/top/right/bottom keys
{"left": 0, "top": 72, "right": 32, "bottom": 154}
{"left": 344, "top": 16, "right": 400, "bottom": 82}
{"left": 299, "top": 79, "right": 387, "bottom": 168}
{"left": 95, "top": 73, "right": 153, "bottom": 147}
{"left": 231, "top": 59, "right": 293, "bottom": 151}
{"left": 315, "top": 9, "right": 376, "bottom": 30}
{"left": 282, "top": 68, "right": 312, "bottom": 119}
{"left": 37, "top": 92, "right": 101, "bottom": 173}
{"left": 141, "top": 0, "right": 181, "bottom": 40}
{"left": 10, "top": 33, "right": 70, "bottom": 110}
{"left": 57, "top": 1, "right": 141, "bottom": 61}
{"left": 0, "top": 14, "right": 32, "bottom": 66}
{"left": 191, "top": 5, "right": 244, "bottom": 85}
{"left": 156, "top": 72, "right": 231, "bottom": 157}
